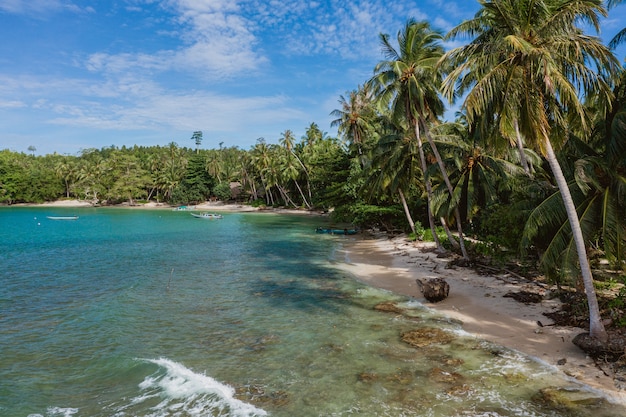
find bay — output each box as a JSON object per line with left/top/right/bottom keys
{"left": 0, "top": 207, "right": 624, "bottom": 417}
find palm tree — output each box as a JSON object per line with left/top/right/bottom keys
{"left": 54, "top": 157, "right": 79, "bottom": 198}
{"left": 369, "top": 19, "right": 469, "bottom": 259}
{"left": 280, "top": 129, "right": 312, "bottom": 208}
{"left": 428, "top": 120, "right": 526, "bottom": 225}
{"left": 369, "top": 117, "right": 445, "bottom": 250}
{"left": 330, "top": 86, "right": 374, "bottom": 160}
{"left": 525, "top": 68, "right": 626, "bottom": 278}
{"left": 442, "top": 0, "right": 620, "bottom": 342}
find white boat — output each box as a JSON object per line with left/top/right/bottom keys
{"left": 173, "top": 205, "right": 197, "bottom": 211}
{"left": 190, "top": 212, "right": 223, "bottom": 219}
{"left": 46, "top": 216, "right": 79, "bottom": 220}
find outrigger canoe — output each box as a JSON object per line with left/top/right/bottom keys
{"left": 46, "top": 216, "right": 79, "bottom": 220}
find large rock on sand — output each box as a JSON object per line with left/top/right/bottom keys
{"left": 572, "top": 332, "right": 626, "bottom": 361}
{"left": 416, "top": 278, "right": 450, "bottom": 302}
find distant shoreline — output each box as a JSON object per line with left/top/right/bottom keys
{"left": 8, "top": 199, "right": 326, "bottom": 216}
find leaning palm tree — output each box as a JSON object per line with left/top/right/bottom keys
{"left": 442, "top": 0, "right": 620, "bottom": 342}
{"left": 368, "top": 116, "right": 444, "bottom": 250}
{"left": 369, "top": 19, "right": 469, "bottom": 259}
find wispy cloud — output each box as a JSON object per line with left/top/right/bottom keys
{"left": 0, "top": 0, "right": 93, "bottom": 16}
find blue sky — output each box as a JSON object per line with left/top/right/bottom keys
{"left": 1, "top": 0, "right": 624, "bottom": 156}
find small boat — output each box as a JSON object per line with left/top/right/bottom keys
{"left": 173, "top": 205, "right": 197, "bottom": 211}
{"left": 190, "top": 212, "right": 223, "bottom": 219}
{"left": 315, "top": 227, "right": 357, "bottom": 235}
{"left": 46, "top": 216, "right": 79, "bottom": 220}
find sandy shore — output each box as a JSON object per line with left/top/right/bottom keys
{"left": 335, "top": 233, "right": 626, "bottom": 404}
{"left": 23, "top": 199, "right": 322, "bottom": 216}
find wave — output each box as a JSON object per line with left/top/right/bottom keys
{"left": 114, "top": 358, "right": 268, "bottom": 417}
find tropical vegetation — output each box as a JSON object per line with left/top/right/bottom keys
{"left": 1, "top": 0, "right": 625, "bottom": 343}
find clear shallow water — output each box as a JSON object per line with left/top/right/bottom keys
{"left": 1, "top": 207, "right": 625, "bottom": 417}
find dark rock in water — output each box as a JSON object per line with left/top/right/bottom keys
{"left": 416, "top": 278, "right": 450, "bottom": 302}
{"left": 572, "top": 332, "right": 626, "bottom": 361}
{"left": 532, "top": 387, "right": 606, "bottom": 409}
{"left": 374, "top": 301, "right": 405, "bottom": 314}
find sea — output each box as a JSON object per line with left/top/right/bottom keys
{"left": 1, "top": 207, "right": 625, "bottom": 417}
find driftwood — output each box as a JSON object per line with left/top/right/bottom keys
{"left": 416, "top": 278, "right": 450, "bottom": 302}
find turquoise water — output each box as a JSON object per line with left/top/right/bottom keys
{"left": 1, "top": 207, "right": 625, "bottom": 417}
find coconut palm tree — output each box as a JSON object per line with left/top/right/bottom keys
{"left": 369, "top": 19, "right": 469, "bottom": 259}
{"left": 330, "top": 86, "right": 375, "bottom": 160}
{"left": 524, "top": 68, "right": 626, "bottom": 278}
{"left": 428, "top": 120, "right": 526, "bottom": 226}
{"left": 442, "top": 0, "right": 620, "bottom": 342}
{"left": 280, "top": 129, "right": 312, "bottom": 207}
{"left": 369, "top": 117, "right": 445, "bottom": 250}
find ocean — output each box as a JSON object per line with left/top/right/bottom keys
{"left": 1, "top": 207, "right": 624, "bottom": 417}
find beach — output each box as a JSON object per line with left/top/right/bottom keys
{"left": 24, "top": 199, "right": 626, "bottom": 404}
{"left": 336, "top": 232, "right": 626, "bottom": 404}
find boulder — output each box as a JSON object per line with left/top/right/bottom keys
{"left": 416, "top": 278, "right": 450, "bottom": 302}
{"left": 572, "top": 332, "right": 626, "bottom": 361}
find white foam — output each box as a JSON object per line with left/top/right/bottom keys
{"left": 26, "top": 407, "right": 79, "bottom": 417}
{"left": 129, "top": 357, "right": 268, "bottom": 417}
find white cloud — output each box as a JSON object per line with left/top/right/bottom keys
{"left": 0, "top": 99, "right": 26, "bottom": 108}
{"left": 82, "top": 0, "right": 265, "bottom": 80}
{"left": 0, "top": 0, "right": 93, "bottom": 15}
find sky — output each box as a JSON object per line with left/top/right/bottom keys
{"left": 1, "top": 0, "right": 625, "bottom": 156}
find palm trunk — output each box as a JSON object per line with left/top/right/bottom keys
{"left": 294, "top": 179, "right": 312, "bottom": 209}
{"left": 440, "top": 217, "right": 460, "bottom": 249}
{"left": 514, "top": 119, "right": 532, "bottom": 176}
{"left": 414, "top": 124, "right": 444, "bottom": 252}
{"left": 398, "top": 188, "right": 417, "bottom": 236}
{"left": 420, "top": 118, "right": 469, "bottom": 259}
{"left": 544, "top": 138, "right": 607, "bottom": 342}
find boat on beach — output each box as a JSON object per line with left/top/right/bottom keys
{"left": 46, "top": 215, "right": 79, "bottom": 220}
{"left": 173, "top": 205, "right": 196, "bottom": 211}
{"left": 190, "top": 212, "right": 223, "bottom": 219}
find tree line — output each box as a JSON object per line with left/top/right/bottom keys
{"left": 1, "top": 0, "right": 625, "bottom": 342}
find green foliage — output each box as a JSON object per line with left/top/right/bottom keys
{"left": 171, "top": 154, "right": 215, "bottom": 205}
{"left": 333, "top": 203, "right": 404, "bottom": 230}
{"left": 422, "top": 226, "right": 447, "bottom": 244}
{"left": 475, "top": 203, "right": 526, "bottom": 253}
{"left": 408, "top": 221, "right": 426, "bottom": 241}
{"left": 249, "top": 199, "right": 267, "bottom": 208}
{"left": 213, "top": 182, "right": 232, "bottom": 201}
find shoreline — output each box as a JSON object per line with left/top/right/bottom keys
{"left": 335, "top": 233, "right": 626, "bottom": 405}
{"left": 10, "top": 199, "right": 324, "bottom": 216}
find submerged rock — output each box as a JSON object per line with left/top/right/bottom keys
{"left": 401, "top": 327, "right": 455, "bottom": 348}
{"left": 532, "top": 387, "right": 606, "bottom": 410}
{"left": 374, "top": 301, "right": 405, "bottom": 314}
{"left": 428, "top": 367, "right": 464, "bottom": 384}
